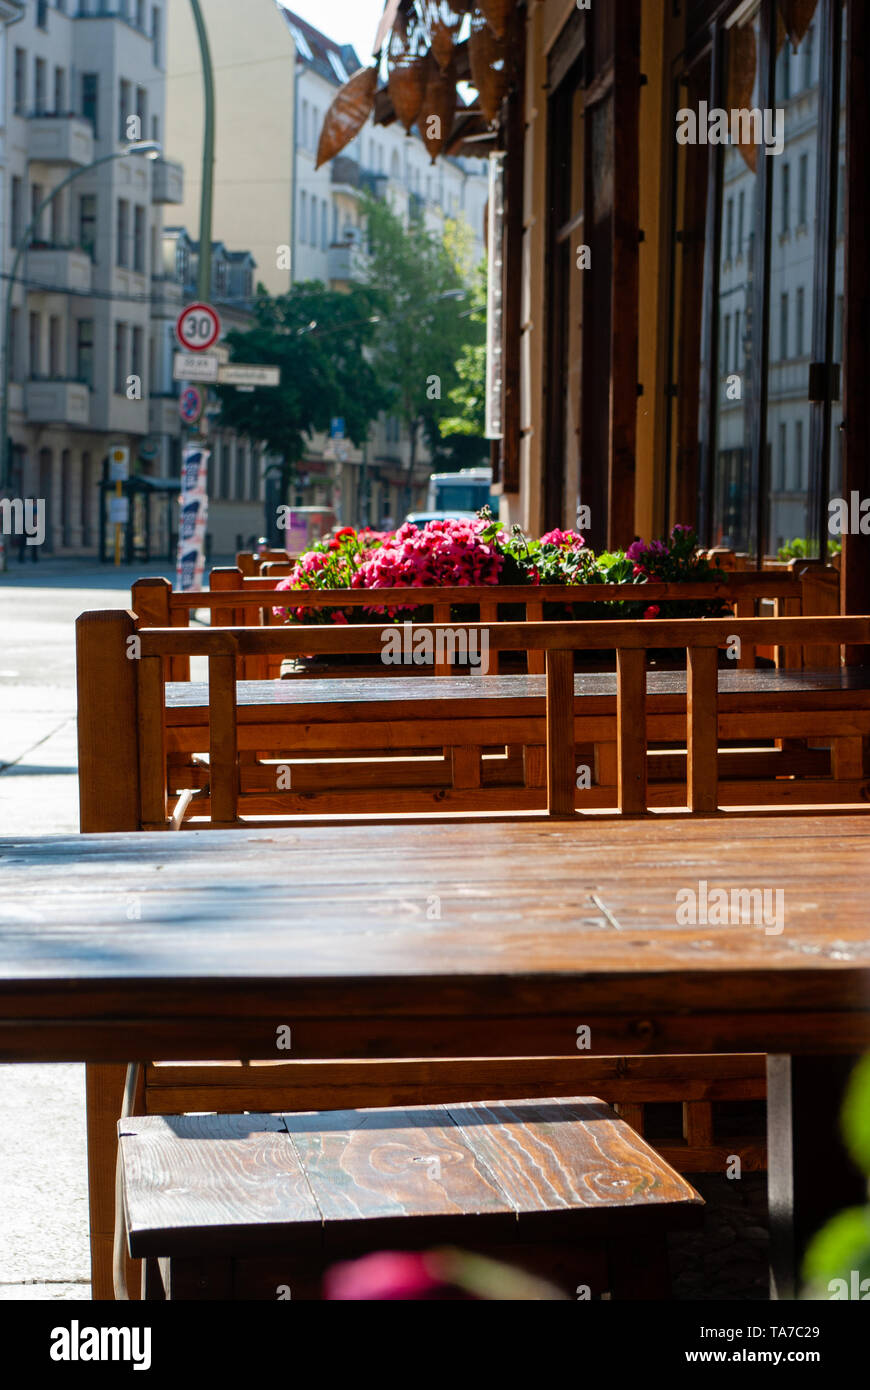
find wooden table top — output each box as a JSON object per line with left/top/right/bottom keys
{"left": 1, "top": 815, "right": 869, "bottom": 1063}
{"left": 165, "top": 667, "right": 870, "bottom": 714}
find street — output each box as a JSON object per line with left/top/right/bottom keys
{"left": 0, "top": 560, "right": 174, "bottom": 1300}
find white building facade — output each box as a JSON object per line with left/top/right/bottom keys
{"left": 0, "top": 0, "right": 187, "bottom": 557}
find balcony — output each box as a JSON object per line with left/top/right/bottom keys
{"left": 149, "top": 394, "right": 181, "bottom": 436}
{"left": 152, "top": 157, "right": 184, "bottom": 205}
{"left": 151, "top": 274, "right": 184, "bottom": 318}
{"left": 27, "top": 113, "right": 94, "bottom": 167}
{"left": 26, "top": 379, "right": 90, "bottom": 428}
{"left": 26, "top": 245, "right": 93, "bottom": 294}
{"left": 327, "top": 240, "right": 370, "bottom": 285}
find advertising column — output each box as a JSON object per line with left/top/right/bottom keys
{"left": 176, "top": 442, "right": 210, "bottom": 591}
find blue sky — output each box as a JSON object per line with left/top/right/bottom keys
{"left": 277, "top": 0, "right": 387, "bottom": 64}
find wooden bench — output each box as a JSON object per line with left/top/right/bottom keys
{"left": 78, "top": 613, "right": 868, "bottom": 1297}
{"left": 119, "top": 1100, "right": 704, "bottom": 1300}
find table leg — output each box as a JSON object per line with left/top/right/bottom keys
{"left": 766, "top": 1054, "right": 865, "bottom": 1300}
{"left": 86, "top": 1063, "right": 127, "bottom": 1299}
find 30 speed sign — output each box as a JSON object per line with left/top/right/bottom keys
{"left": 176, "top": 302, "right": 221, "bottom": 352}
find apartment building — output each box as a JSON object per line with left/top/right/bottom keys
{"left": 0, "top": 0, "right": 186, "bottom": 556}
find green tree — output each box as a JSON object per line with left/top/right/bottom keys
{"left": 215, "top": 281, "right": 390, "bottom": 492}
{"left": 361, "top": 195, "right": 485, "bottom": 503}
{"left": 438, "top": 259, "right": 487, "bottom": 442}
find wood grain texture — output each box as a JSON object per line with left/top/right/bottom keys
{"left": 546, "top": 650, "right": 575, "bottom": 816}
{"left": 120, "top": 1099, "right": 703, "bottom": 1261}
{"left": 687, "top": 645, "right": 719, "bottom": 813}
{"left": 76, "top": 612, "right": 140, "bottom": 834}
{"left": 2, "top": 817, "right": 870, "bottom": 1062}
{"left": 617, "top": 649, "right": 647, "bottom": 814}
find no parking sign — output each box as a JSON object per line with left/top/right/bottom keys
{"left": 179, "top": 386, "right": 204, "bottom": 426}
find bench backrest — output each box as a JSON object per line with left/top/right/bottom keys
{"left": 78, "top": 611, "right": 870, "bottom": 831}
{"left": 132, "top": 565, "right": 831, "bottom": 682}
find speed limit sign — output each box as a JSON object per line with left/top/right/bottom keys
{"left": 176, "top": 302, "right": 221, "bottom": 352}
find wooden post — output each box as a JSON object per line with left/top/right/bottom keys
{"left": 525, "top": 599, "right": 545, "bottom": 674}
{"left": 131, "top": 578, "right": 172, "bottom": 681}
{"left": 546, "top": 649, "right": 575, "bottom": 817}
{"left": 616, "top": 648, "right": 647, "bottom": 814}
{"left": 687, "top": 645, "right": 718, "bottom": 813}
{"left": 137, "top": 655, "right": 168, "bottom": 830}
{"left": 76, "top": 610, "right": 142, "bottom": 1301}
{"left": 210, "top": 566, "right": 250, "bottom": 675}
{"left": 209, "top": 652, "right": 239, "bottom": 824}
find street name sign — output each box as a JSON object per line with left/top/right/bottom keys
{"left": 218, "top": 364, "right": 281, "bottom": 387}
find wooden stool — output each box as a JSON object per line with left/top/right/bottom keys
{"left": 119, "top": 1098, "right": 703, "bottom": 1300}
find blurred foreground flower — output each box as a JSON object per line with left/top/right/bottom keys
{"left": 323, "top": 1248, "right": 567, "bottom": 1301}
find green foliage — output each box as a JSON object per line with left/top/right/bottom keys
{"left": 439, "top": 260, "right": 487, "bottom": 441}
{"left": 215, "top": 281, "right": 390, "bottom": 466}
{"left": 777, "top": 536, "right": 842, "bottom": 561}
{"left": 361, "top": 195, "right": 485, "bottom": 468}
{"left": 802, "top": 1056, "right": 870, "bottom": 1299}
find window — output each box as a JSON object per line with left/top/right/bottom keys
{"left": 49, "top": 316, "right": 62, "bottom": 378}
{"left": 795, "top": 419, "right": 805, "bottom": 491}
{"left": 722, "top": 315, "right": 731, "bottom": 373}
{"left": 79, "top": 194, "right": 97, "bottom": 260}
{"left": 10, "top": 177, "right": 22, "bottom": 247}
{"left": 117, "top": 199, "right": 129, "bottom": 267}
{"left": 798, "top": 153, "right": 809, "bottom": 228}
{"left": 34, "top": 58, "right": 47, "bottom": 115}
{"left": 310, "top": 197, "right": 317, "bottom": 245}
{"left": 287, "top": 21, "right": 313, "bottom": 61}
{"left": 328, "top": 51, "right": 349, "bottom": 84}
{"left": 131, "top": 325, "right": 144, "bottom": 384}
{"left": 780, "top": 293, "right": 789, "bottom": 360}
{"left": 14, "top": 49, "right": 26, "bottom": 116}
{"left": 9, "top": 308, "right": 21, "bottom": 381}
{"left": 778, "top": 422, "right": 787, "bottom": 491}
{"left": 76, "top": 319, "right": 94, "bottom": 387}
{"left": 724, "top": 198, "right": 733, "bottom": 261}
{"left": 82, "top": 74, "right": 98, "bottom": 135}
{"left": 136, "top": 0, "right": 146, "bottom": 29}
{"left": 37, "top": 0, "right": 48, "bottom": 31}
{"left": 795, "top": 286, "right": 805, "bottom": 358}
{"left": 114, "top": 323, "right": 128, "bottom": 394}
{"left": 176, "top": 239, "right": 190, "bottom": 285}
{"left": 220, "top": 442, "right": 231, "bottom": 498}
{"left": 780, "top": 163, "right": 790, "bottom": 236}
{"left": 50, "top": 188, "right": 64, "bottom": 245}
{"left": 136, "top": 86, "right": 147, "bottom": 138}
{"left": 734, "top": 310, "right": 741, "bottom": 371}
{"left": 29, "top": 312, "right": 42, "bottom": 378}
{"left": 152, "top": 114, "right": 160, "bottom": 143}
{"left": 301, "top": 100, "right": 308, "bottom": 150}
{"left": 152, "top": 8, "right": 162, "bottom": 68}
{"left": 30, "top": 183, "right": 44, "bottom": 241}
{"left": 300, "top": 191, "right": 307, "bottom": 244}
{"left": 803, "top": 26, "right": 814, "bottom": 89}
{"left": 321, "top": 200, "right": 328, "bottom": 250}
{"left": 133, "top": 205, "right": 146, "bottom": 272}
{"left": 119, "top": 79, "right": 132, "bottom": 142}
{"left": 54, "top": 66, "right": 66, "bottom": 114}
{"left": 779, "top": 44, "right": 791, "bottom": 101}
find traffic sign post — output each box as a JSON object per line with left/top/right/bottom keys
{"left": 179, "top": 386, "right": 204, "bottom": 426}
{"left": 176, "top": 302, "right": 221, "bottom": 353}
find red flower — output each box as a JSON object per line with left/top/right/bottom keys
{"left": 328, "top": 538, "right": 341, "bottom": 550}
{"left": 335, "top": 527, "right": 356, "bottom": 538}
{"left": 643, "top": 605, "right": 660, "bottom": 619}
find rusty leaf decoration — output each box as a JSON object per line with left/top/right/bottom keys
{"left": 468, "top": 12, "right": 509, "bottom": 125}
{"left": 316, "top": 65, "right": 379, "bottom": 171}
{"left": 779, "top": 0, "right": 819, "bottom": 53}
{"left": 727, "top": 22, "right": 758, "bottom": 173}
{"left": 389, "top": 51, "right": 429, "bottom": 134}
{"left": 425, "top": 2, "right": 461, "bottom": 73}
{"left": 421, "top": 57, "right": 458, "bottom": 163}
{"left": 478, "top": 0, "right": 513, "bottom": 41}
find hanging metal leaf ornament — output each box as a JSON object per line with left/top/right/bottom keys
{"left": 779, "top": 0, "right": 819, "bottom": 53}
{"left": 424, "top": 2, "right": 461, "bottom": 72}
{"left": 420, "top": 55, "right": 458, "bottom": 163}
{"left": 477, "top": 0, "right": 514, "bottom": 41}
{"left": 389, "top": 50, "right": 429, "bottom": 134}
{"left": 468, "top": 12, "right": 509, "bottom": 125}
{"left": 315, "top": 65, "right": 379, "bottom": 170}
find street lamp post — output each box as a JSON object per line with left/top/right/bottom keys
{"left": 0, "top": 141, "right": 161, "bottom": 494}
{"left": 188, "top": 0, "right": 216, "bottom": 303}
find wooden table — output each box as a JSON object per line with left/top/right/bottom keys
{"left": 1, "top": 813, "right": 869, "bottom": 1299}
